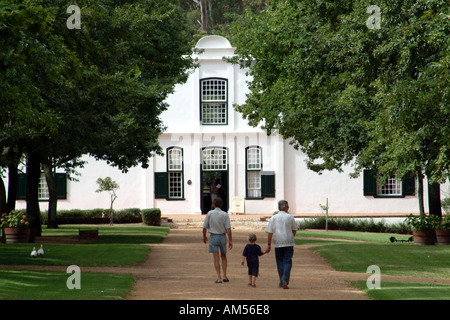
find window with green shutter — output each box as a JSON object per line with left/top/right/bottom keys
{"left": 16, "top": 173, "right": 67, "bottom": 200}
{"left": 246, "top": 146, "right": 262, "bottom": 199}
{"left": 55, "top": 173, "right": 67, "bottom": 199}
{"left": 154, "top": 172, "right": 168, "bottom": 199}
{"left": 363, "top": 169, "right": 415, "bottom": 197}
{"left": 261, "top": 171, "right": 275, "bottom": 198}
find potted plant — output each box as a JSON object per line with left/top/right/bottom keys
{"left": 1, "top": 210, "right": 34, "bottom": 243}
{"left": 405, "top": 214, "right": 438, "bottom": 245}
{"left": 435, "top": 214, "right": 450, "bottom": 245}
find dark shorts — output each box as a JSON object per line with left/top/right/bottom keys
{"left": 247, "top": 261, "right": 259, "bottom": 276}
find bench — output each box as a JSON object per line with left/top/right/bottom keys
{"left": 78, "top": 228, "right": 99, "bottom": 241}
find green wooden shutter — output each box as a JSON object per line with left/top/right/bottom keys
{"left": 16, "top": 173, "right": 27, "bottom": 200}
{"left": 154, "top": 172, "right": 168, "bottom": 199}
{"left": 363, "top": 169, "right": 377, "bottom": 196}
{"left": 261, "top": 172, "right": 275, "bottom": 198}
{"left": 402, "top": 176, "right": 416, "bottom": 196}
{"left": 55, "top": 173, "right": 67, "bottom": 199}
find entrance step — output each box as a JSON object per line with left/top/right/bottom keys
{"left": 161, "top": 215, "right": 271, "bottom": 230}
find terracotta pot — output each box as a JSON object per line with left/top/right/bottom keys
{"left": 4, "top": 228, "right": 30, "bottom": 243}
{"left": 436, "top": 230, "right": 450, "bottom": 245}
{"left": 413, "top": 230, "right": 437, "bottom": 245}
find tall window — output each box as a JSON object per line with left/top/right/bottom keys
{"left": 200, "top": 78, "right": 227, "bottom": 125}
{"left": 167, "top": 147, "right": 183, "bottom": 199}
{"left": 246, "top": 146, "right": 262, "bottom": 198}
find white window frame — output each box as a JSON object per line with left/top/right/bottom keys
{"left": 202, "top": 147, "right": 227, "bottom": 171}
{"left": 377, "top": 176, "right": 403, "bottom": 196}
{"left": 38, "top": 174, "right": 49, "bottom": 200}
{"left": 200, "top": 78, "right": 227, "bottom": 125}
{"left": 246, "top": 146, "right": 262, "bottom": 199}
{"left": 167, "top": 147, "right": 184, "bottom": 199}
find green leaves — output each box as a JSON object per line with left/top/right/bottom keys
{"left": 228, "top": 0, "right": 449, "bottom": 183}
{"left": 1, "top": 0, "right": 197, "bottom": 173}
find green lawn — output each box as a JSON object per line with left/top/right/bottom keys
{"left": 352, "top": 281, "right": 450, "bottom": 300}
{"left": 296, "top": 230, "right": 450, "bottom": 300}
{"left": 0, "top": 225, "right": 169, "bottom": 300}
{"left": 0, "top": 225, "right": 170, "bottom": 266}
{"left": 0, "top": 269, "right": 134, "bottom": 300}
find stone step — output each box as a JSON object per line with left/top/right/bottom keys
{"left": 161, "top": 216, "right": 270, "bottom": 230}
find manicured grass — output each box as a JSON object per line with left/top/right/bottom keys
{"left": 311, "top": 243, "right": 450, "bottom": 279}
{"left": 297, "top": 229, "right": 412, "bottom": 243}
{"left": 352, "top": 281, "right": 450, "bottom": 300}
{"left": 0, "top": 269, "right": 134, "bottom": 300}
{"left": 0, "top": 225, "right": 170, "bottom": 267}
{"left": 0, "top": 225, "right": 169, "bottom": 300}
{"left": 296, "top": 230, "right": 450, "bottom": 300}
{"left": 42, "top": 225, "right": 170, "bottom": 244}
{"left": 0, "top": 243, "right": 150, "bottom": 266}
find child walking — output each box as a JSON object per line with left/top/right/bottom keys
{"left": 241, "top": 233, "right": 265, "bottom": 287}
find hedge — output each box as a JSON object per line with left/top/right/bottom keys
{"left": 39, "top": 208, "right": 160, "bottom": 225}
{"left": 141, "top": 208, "right": 161, "bottom": 226}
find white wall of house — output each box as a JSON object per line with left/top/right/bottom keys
{"left": 10, "top": 35, "right": 450, "bottom": 216}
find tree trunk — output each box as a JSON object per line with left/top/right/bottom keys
{"left": 26, "top": 152, "right": 41, "bottom": 236}
{"left": 428, "top": 182, "right": 442, "bottom": 217}
{"left": 6, "top": 162, "right": 18, "bottom": 212}
{"left": 417, "top": 170, "right": 425, "bottom": 216}
{"left": 43, "top": 162, "right": 58, "bottom": 229}
{"left": 200, "top": 0, "right": 209, "bottom": 33}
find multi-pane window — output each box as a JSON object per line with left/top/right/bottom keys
{"left": 38, "top": 174, "right": 50, "bottom": 200}
{"left": 169, "top": 172, "right": 183, "bottom": 199}
{"left": 167, "top": 147, "right": 183, "bottom": 199}
{"left": 202, "top": 147, "right": 227, "bottom": 171}
{"left": 200, "top": 78, "right": 227, "bottom": 125}
{"left": 377, "top": 177, "right": 402, "bottom": 196}
{"left": 363, "top": 169, "right": 415, "bottom": 197}
{"left": 246, "top": 146, "right": 262, "bottom": 198}
{"left": 168, "top": 148, "right": 182, "bottom": 171}
{"left": 247, "top": 171, "right": 261, "bottom": 198}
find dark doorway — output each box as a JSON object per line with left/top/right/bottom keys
{"left": 201, "top": 170, "right": 228, "bottom": 214}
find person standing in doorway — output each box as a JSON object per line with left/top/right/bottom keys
{"left": 265, "top": 200, "right": 298, "bottom": 289}
{"left": 210, "top": 178, "right": 221, "bottom": 207}
{"left": 203, "top": 197, "right": 233, "bottom": 283}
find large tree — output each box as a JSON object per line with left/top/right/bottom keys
{"left": 226, "top": 0, "right": 449, "bottom": 214}
{"left": 0, "top": 0, "right": 197, "bottom": 231}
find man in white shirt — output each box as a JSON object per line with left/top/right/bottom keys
{"left": 265, "top": 200, "right": 298, "bottom": 289}
{"left": 203, "top": 197, "right": 233, "bottom": 283}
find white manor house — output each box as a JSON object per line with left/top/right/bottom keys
{"left": 14, "top": 35, "right": 449, "bottom": 216}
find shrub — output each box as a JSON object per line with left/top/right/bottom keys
{"left": 300, "top": 216, "right": 411, "bottom": 234}
{"left": 141, "top": 208, "right": 161, "bottom": 226}
{"left": 442, "top": 198, "right": 450, "bottom": 214}
{"left": 114, "top": 208, "right": 142, "bottom": 223}
{"left": 40, "top": 208, "right": 142, "bottom": 224}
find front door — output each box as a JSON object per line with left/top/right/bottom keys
{"left": 200, "top": 147, "right": 228, "bottom": 214}
{"left": 201, "top": 171, "right": 228, "bottom": 214}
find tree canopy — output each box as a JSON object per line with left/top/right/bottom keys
{"left": 226, "top": 0, "right": 449, "bottom": 213}
{"left": 0, "top": 0, "right": 197, "bottom": 230}
{"left": 227, "top": 0, "right": 449, "bottom": 180}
